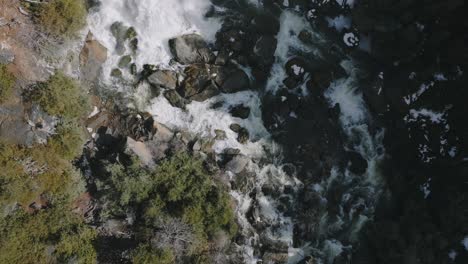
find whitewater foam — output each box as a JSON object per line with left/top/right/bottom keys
{"left": 88, "top": 0, "right": 221, "bottom": 80}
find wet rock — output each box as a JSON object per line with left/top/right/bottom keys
{"left": 118, "top": 55, "right": 132, "bottom": 68}
{"left": 147, "top": 70, "right": 178, "bottom": 89}
{"left": 253, "top": 35, "right": 277, "bottom": 64}
{"left": 178, "top": 64, "right": 219, "bottom": 101}
{"left": 214, "top": 66, "right": 250, "bottom": 93}
{"left": 285, "top": 57, "right": 308, "bottom": 79}
{"left": 230, "top": 104, "right": 250, "bottom": 119}
{"left": 225, "top": 154, "right": 250, "bottom": 174}
{"left": 346, "top": 151, "right": 368, "bottom": 175}
{"left": 253, "top": 12, "right": 280, "bottom": 35}
{"left": 80, "top": 32, "right": 108, "bottom": 82}
{"left": 214, "top": 129, "right": 227, "bottom": 140}
{"left": 110, "top": 22, "right": 128, "bottom": 55}
{"left": 169, "top": 34, "right": 214, "bottom": 64}
{"left": 229, "top": 123, "right": 249, "bottom": 144}
{"left": 214, "top": 49, "right": 230, "bottom": 66}
{"left": 110, "top": 68, "right": 122, "bottom": 78}
{"left": 163, "top": 90, "right": 186, "bottom": 109}
{"left": 262, "top": 252, "right": 288, "bottom": 264}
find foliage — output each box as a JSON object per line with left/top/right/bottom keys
{"left": 0, "top": 64, "right": 15, "bottom": 103}
{"left": 31, "top": 71, "right": 89, "bottom": 120}
{"left": 132, "top": 245, "right": 175, "bottom": 264}
{"left": 106, "top": 153, "right": 237, "bottom": 240}
{"left": 47, "top": 120, "right": 86, "bottom": 160}
{"left": 103, "top": 153, "right": 237, "bottom": 260}
{"left": 36, "top": 0, "right": 87, "bottom": 36}
{"left": 0, "top": 203, "right": 97, "bottom": 264}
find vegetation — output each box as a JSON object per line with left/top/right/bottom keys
{"left": 132, "top": 245, "right": 175, "bottom": 264}
{"left": 102, "top": 153, "right": 237, "bottom": 261}
{"left": 31, "top": 72, "right": 89, "bottom": 120}
{"left": 0, "top": 202, "right": 96, "bottom": 264}
{"left": 0, "top": 68, "right": 93, "bottom": 262}
{"left": 35, "top": 0, "right": 87, "bottom": 37}
{"left": 0, "top": 64, "right": 15, "bottom": 103}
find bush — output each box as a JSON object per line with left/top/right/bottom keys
{"left": 104, "top": 153, "right": 238, "bottom": 260}
{"left": 106, "top": 153, "right": 237, "bottom": 240}
{"left": 132, "top": 245, "right": 175, "bottom": 264}
{"left": 0, "top": 203, "right": 97, "bottom": 264}
{"left": 31, "top": 72, "right": 89, "bottom": 119}
{"left": 36, "top": 0, "right": 87, "bottom": 36}
{"left": 0, "top": 64, "right": 15, "bottom": 103}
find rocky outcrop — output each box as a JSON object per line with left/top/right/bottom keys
{"left": 169, "top": 34, "right": 214, "bottom": 64}
{"left": 147, "top": 70, "right": 178, "bottom": 89}
{"left": 80, "top": 32, "right": 108, "bottom": 82}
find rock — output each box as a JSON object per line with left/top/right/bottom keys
{"left": 285, "top": 57, "right": 307, "bottom": 79}
{"left": 214, "top": 50, "right": 230, "bottom": 66}
{"left": 224, "top": 148, "right": 241, "bottom": 156}
{"left": 110, "top": 22, "right": 129, "bottom": 55}
{"left": 347, "top": 151, "right": 368, "bottom": 175}
{"left": 253, "top": 35, "right": 277, "bottom": 64}
{"left": 169, "top": 34, "right": 214, "bottom": 64}
{"left": 80, "top": 32, "right": 108, "bottom": 82}
{"left": 178, "top": 64, "right": 219, "bottom": 101}
{"left": 230, "top": 104, "right": 251, "bottom": 119}
{"left": 118, "top": 55, "right": 132, "bottom": 68}
{"left": 229, "top": 123, "right": 249, "bottom": 144}
{"left": 225, "top": 154, "right": 250, "bottom": 174}
{"left": 147, "top": 70, "right": 178, "bottom": 89}
{"left": 253, "top": 12, "right": 280, "bottom": 35}
{"left": 110, "top": 68, "right": 122, "bottom": 78}
{"left": 214, "top": 129, "right": 227, "bottom": 140}
{"left": 0, "top": 104, "right": 58, "bottom": 147}
{"left": 163, "top": 90, "right": 186, "bottom": 109}
{"left": 125, "top": 27, "right": 137, "bottom": 40}
{"left": 126, "top": 137, "right": 154, "bottom": 166}
{"left": 72, "top": 192, "right": 95, "bottom": 222}
{"left": 0, "top": 49, "right": 15, "bottom": 64}
{"left": 214, "top": 66, "right": 250, "bottom": 93}
{"left": 153, "top": 121, "right": 174, "bottom": 142}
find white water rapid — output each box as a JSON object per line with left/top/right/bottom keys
{"left": 87, "top": 1, "right": 385, "bottom": 263}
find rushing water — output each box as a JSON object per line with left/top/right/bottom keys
{"left": 88, "top": 1, "right": 385, "bottom": 263}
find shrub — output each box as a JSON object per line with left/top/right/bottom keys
{"left": 0, "top": 203, "right": 97, "bottom": 264}
{"left": 47, "top": 120, "right": 86, "bottom": 160}
{"left": 36, "top": 0, "right": 87, "bottom": 36}
{"left": 0, "top": 64, "right": 15, "bottom": 103}
{"left": 31, "top": 72, "right": 89, "bottom": 119}
{"left": 132, "top": 245, "right": 175, "bottom": 264}
{"left": 104, "top": 153, "right": 238, "bottom": 259}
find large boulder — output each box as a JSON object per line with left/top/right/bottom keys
{"left": 80, "top": 32, "right": 108, "bottom": 82}
{"left": 214, "top": 66, "right": 250, "bottom": 93}
{"left": 178, "top": 64, "right": 219, "bottom": 101}
{"left": 147, "top": 70, "right": 178, "bottom": 89}
{"left": 169, "top": 34, "right": 214, "bottom": 64}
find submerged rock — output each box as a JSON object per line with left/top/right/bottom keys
{"left": 169, "top": 34, "right": 214, "bottom": 64}
{"left": 230, "top": 104, "right": 251, "bottom": 119}
{"left": 229, "top": 123, "right": 249, "bottom": 144}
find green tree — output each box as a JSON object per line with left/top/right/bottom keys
{"left": 31, "top": 72, "right": 89, "bottom": 119}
